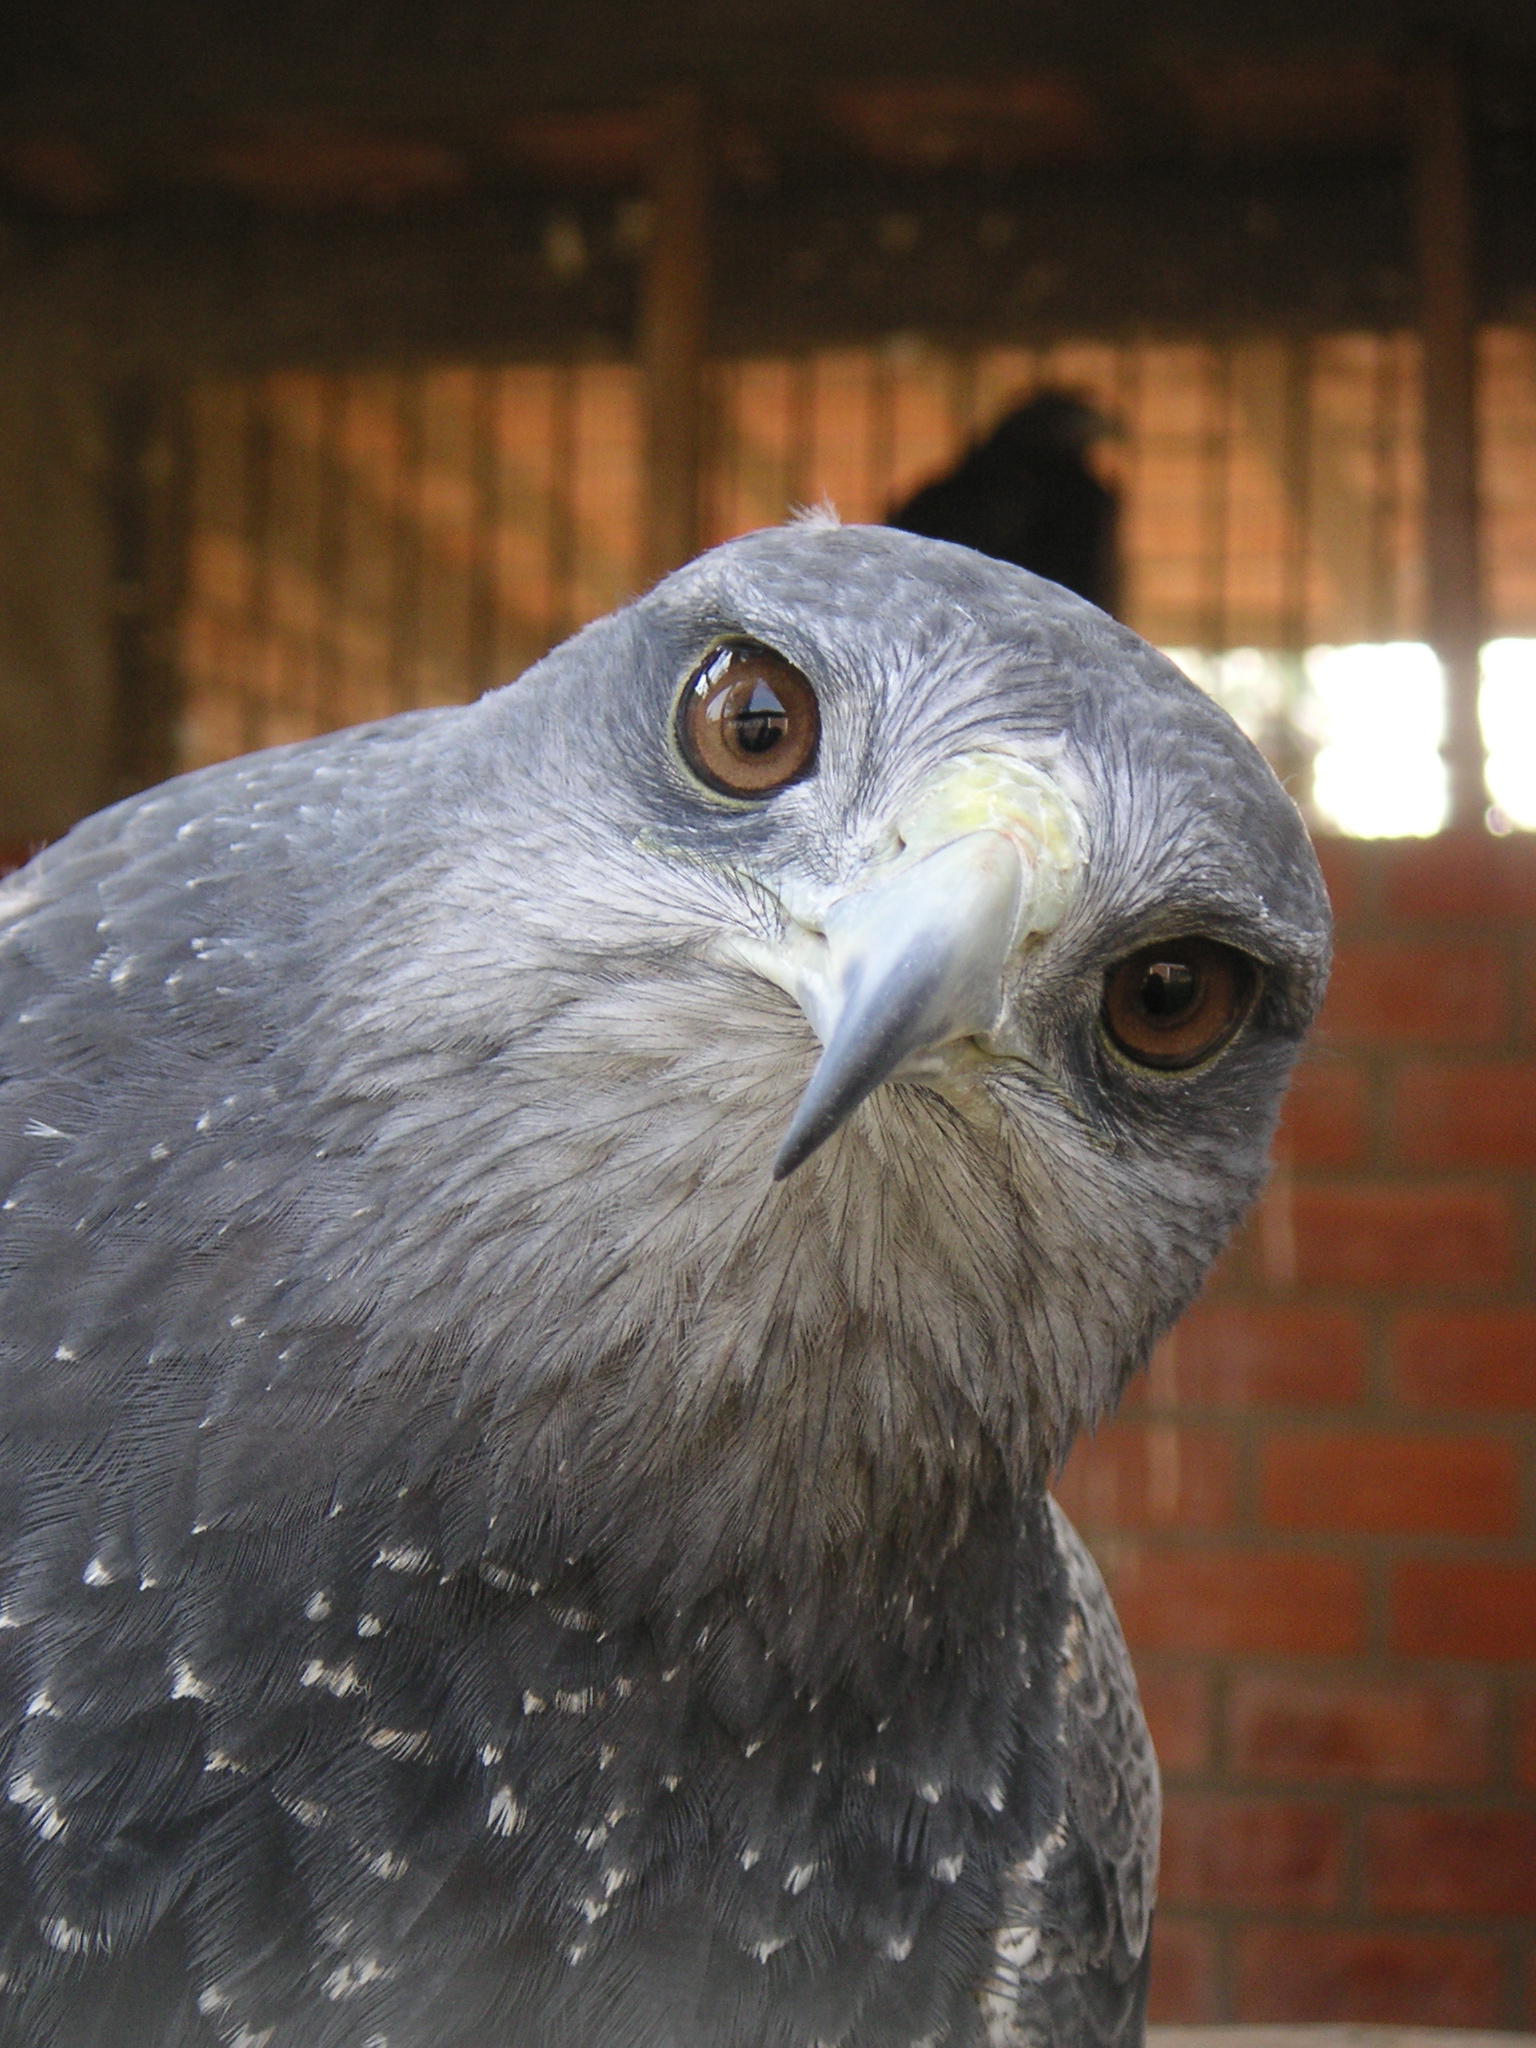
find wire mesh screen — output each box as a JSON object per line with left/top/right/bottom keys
{"left": 1483, "top": 326, "right": 1536, "bottom": 633}
{"left": 182, "top": 364, "right": 640, "bottom": 768}
{"left": 180, "top": 330, "right": 1536, "bottom": 775}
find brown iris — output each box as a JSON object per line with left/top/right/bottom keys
{"left": 677, "top": 642, "right": 820, "bottom": 798}
{"left": 1102, "top": 937, "right": 1259, "bottom": 1071}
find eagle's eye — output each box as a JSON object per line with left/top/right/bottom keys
{"left": 677, "top": 642, "right": 820, "bottom": 798}
{"left": 1102, "top": 938, "right": 1259, "bottom": 1070}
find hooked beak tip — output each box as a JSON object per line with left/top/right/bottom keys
{"left": 770, "top": 1122, "right": 822, "bottom": 1181}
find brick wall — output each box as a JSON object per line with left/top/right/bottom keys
{"left": 1056, "top": 831, "right": 1536, "bottom": 2028}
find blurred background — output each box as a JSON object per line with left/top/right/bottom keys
{"left": 1, "top": 0, "right": 1534, "bottom": 2030}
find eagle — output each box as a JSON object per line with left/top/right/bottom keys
{"left": 0, "top": 523, "right": 1329, "bottom": 2047}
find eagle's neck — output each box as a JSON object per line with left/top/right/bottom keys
{"left": 489, "top": 1372, "right": 1043, "bottom": 1701}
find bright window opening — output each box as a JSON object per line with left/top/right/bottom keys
{"left": 1305, "top": 642, "right": 1448, "bottom": 838}
{"left": 1481, "top": 637, "right": 1536, "bottom": 830}
{"left": 1175, "top": 639, "right": 1536, "bottom": 839}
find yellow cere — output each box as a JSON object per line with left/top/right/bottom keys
{"left": 892, "top": 752, "right": 1087, "bottom": 936}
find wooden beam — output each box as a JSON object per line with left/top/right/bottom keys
{"left": 1410, "top": 48, "right": 1488, "bottom": 831}
{"left": 639, "top": 86, "right": 708, "bottom": 584}
{"left": 0, "top": 160, "right": 1452, "bottom": 377}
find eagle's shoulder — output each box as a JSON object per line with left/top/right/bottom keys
{"left": 981, "top": 1495, "right": 1158, "bottom": 2047}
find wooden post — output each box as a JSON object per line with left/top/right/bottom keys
{"left": 639, "top": 86, "right": 708, "bottom": 585}
{"left": 107, "top": 378, "right": 188, "bottom": 799}
{"left": 1410, "top": 48, "right": 1488, "bottom": 830}
{"left": 0, "top": 348, "right": 121, "bottom": 845}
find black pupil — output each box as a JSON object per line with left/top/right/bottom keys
{"left": 1139, "top": 959, "right": 1199, "bottom": 1022}
{"left": 728, "top": 681, "right": 789, "bottom": 754}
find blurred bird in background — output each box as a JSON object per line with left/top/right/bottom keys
{"left": 0, "top": 523, "right": 1327, "bottom": 2047}
{"left": 889, "top": 392, "right": 1122, "bottom": 616}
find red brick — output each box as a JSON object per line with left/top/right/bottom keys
{"left": 1384, "top": 830, "right": 1536, "bottom": 922}
{"left": 1137, "top": 1305, "right": 1367, "bottom": 1409}
{"left": 1106, "top": 1547, "right": 1365, "bottom": 1656}
{"left": 1395, "top": 1308, "right": 1536, "bottom": 1410}
{"left": 1395, "top": 1059, "right": 1536, "bottom": 1168}
{"left": 1311, "top": 833, "right": 1367, "bottom": 926}
{"left": 1146, "top": 1915, "right": 1218, "bottom": 2023}
{"left": 1279, "top": 1184, "right": 1514, "bottom": 1290}
{"left": 1367, "top": 1807, "right": 1536, "bottom": 1915}
{"left": 1233, "top": 1924, "right": 1503, "bottom": 2026}
{"left": 1135, "top": 1666, "right": 1210, "bottom": 1775}
{"left": 1274, "top": 1056, "right": 1371, "bottom": 1167}
{"left": 1054, "top": 1423, "right": 1235, "bottom": 1531}
{"left": 1516, "top": 1692, "right": 1536, "bottom": 1792}
{"left": 1159, "top": 1793, "right": 1343, "bottom": 1908}
{"left": 1228, "top": 1674, "right": 1492, "bottom": 1785}
{"left": 1258, "top": 1430, "right": 1519, "bottom": 1537}
{"left": 1392, "top": 1561, "right": 1536, "bottom": 1661}
{"left": 1318, "top": 939, "right": 1509, "bottom": 1046}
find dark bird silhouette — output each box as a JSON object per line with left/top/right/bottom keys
{"left": 890, "top": 392, "right": 1121, "bottom": 614}
{"left": 0, "top": 522, "right": 1329, "bottom": 2047}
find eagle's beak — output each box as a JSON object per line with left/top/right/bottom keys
{"left": 768, "top": 752, "right": 1085, "bottom": 1180}
{"left": 772, "top": 831, "right": 1023, "bottom": 1178}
